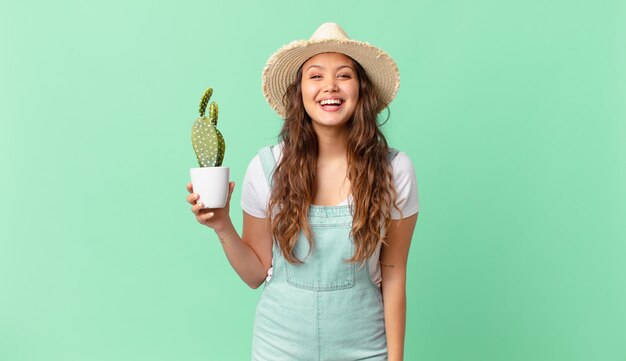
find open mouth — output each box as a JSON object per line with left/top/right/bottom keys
{"left": 318, "top": 98, "right": 344, "bottom": 111}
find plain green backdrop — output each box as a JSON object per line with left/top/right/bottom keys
{"left": 1, "top": 0, "right": 625, "bottom": 360}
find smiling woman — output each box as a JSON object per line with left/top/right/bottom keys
{"left": 186, "top": 22, "right": 419, "bottom": 361}
{"left": 301, "top": 53, "right": 360, "bottom": 130}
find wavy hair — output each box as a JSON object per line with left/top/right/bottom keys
{"left": 268, "top": 57, "right": 400, "bottom": 264}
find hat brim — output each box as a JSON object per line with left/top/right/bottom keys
{"left": 262, "top": 38, "right": 400, "bottom": 119}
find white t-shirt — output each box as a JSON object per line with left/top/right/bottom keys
{"left": 241, "top": 143, "right": 419, "bottom": 286}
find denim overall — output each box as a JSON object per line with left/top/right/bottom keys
{"left": 251, "top": 145, "right": 398, "bottom": 361}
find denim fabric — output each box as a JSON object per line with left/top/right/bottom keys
{"left": 251, "top": 146, "right": 387, "bottom": 361}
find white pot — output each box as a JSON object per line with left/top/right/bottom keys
{"left": 189, "top": 166, "right": 230, "bottom": 209}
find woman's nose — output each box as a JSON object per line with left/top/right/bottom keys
{"left": 322, "top": 77, "right": 339, "bottom": 92}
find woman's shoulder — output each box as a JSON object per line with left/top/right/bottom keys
{"left": 253, "top": 142, "right": 284, "bottom": 160}
{"left": 388, "top": 148, "right": 415, "bottom": 174}
{"left": 244, "top": 143, "right": 283, "bottom": 180}
{"left": 387, "top": 148, "right": 419, "bottom": 218}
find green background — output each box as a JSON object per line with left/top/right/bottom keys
{"left": 2, "top": 0, "right": 625, "bottom": 360}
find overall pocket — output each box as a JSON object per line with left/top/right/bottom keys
{"left": 285, "top": 223, "right": 355, "bottom": 291}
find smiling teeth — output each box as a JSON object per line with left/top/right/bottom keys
{"left": 320, "top": 99, "right": 342, "bottom": 105}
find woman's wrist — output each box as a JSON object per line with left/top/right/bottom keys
{"left": 213, "top": 218, "right": 236, "bottom": 241}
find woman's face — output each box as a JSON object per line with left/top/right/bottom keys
{"left": 300, "top": 52, "right": 359, "bottom": 130}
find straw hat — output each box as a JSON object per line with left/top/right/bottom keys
{"left": 262, "top": 22, "right": 400, "bottom": 118}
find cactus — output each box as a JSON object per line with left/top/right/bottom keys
{"left": 192, "top": 87, "right": 225, "bottom": 167}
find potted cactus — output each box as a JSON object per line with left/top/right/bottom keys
{"left": 189, "top": 87, "right": 229, "bottom": 208}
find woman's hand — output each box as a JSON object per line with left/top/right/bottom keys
{"left": 186, "top": 181, "right": 236, "bottom": 233}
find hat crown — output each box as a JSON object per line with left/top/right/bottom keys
{"left": 309, "top": 22, "right": 350, "bottom": 41}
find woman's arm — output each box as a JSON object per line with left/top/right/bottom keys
{"left": 187, "top": 182, "right": 273, "bottom": 289}
{"left": 380, "top": 213, "right": 418, "bottom": 361}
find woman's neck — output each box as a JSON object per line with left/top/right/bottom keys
{"left": 312, "top": 126, "right": 351, "bottom": 206}
{"left": 313, "top": 124, "right": 348, "bottom": 161}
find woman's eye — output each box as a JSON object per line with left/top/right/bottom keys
{"left": 310, "top": 74, "right": 322, "bottom": 79}
{"left": 338, "top": 74, "right": 352, "bottom": 79}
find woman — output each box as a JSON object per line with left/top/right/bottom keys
{"left": 187, "top": 23, "right": 419, "bottom": 361}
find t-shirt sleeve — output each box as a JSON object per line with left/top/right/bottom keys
{"left": 240, "top": 154, "right": 270, "bottom": 218}
{"left": 390, "top": 152, "right": 420, "bottom": 219}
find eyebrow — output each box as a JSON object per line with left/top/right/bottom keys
{"left": 306, "top": 64, "right": 354, "bottom": 71}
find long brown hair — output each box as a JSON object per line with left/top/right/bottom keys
{"left": 268, "top": 57, "right": 399, "bottom": 264}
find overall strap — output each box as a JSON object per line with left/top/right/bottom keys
{"left": 387, "top": 147, "right": 399, "bottom": 161}
{"left": 257, "top": 145, "right": 277, "bottom": 187}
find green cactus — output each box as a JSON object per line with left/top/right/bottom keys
{"left": 192, "top": 87, "right": 225, "bottom": 167}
